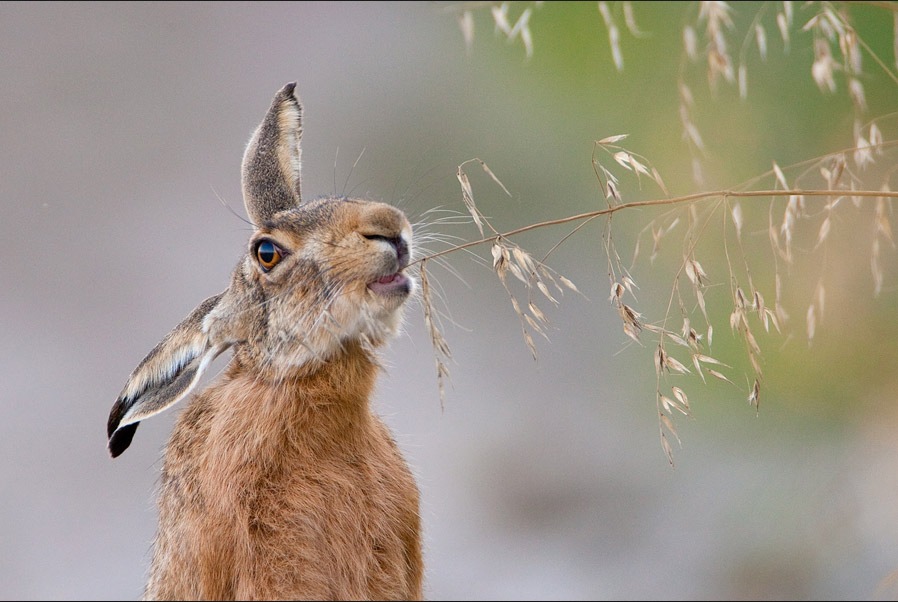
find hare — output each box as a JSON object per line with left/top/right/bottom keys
{"left": 106, "top": 83, "right": 423, "bottom": 600}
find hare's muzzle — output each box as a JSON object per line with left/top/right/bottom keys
{"left": 364, "top": 232, "right": 412, "bottom": 298}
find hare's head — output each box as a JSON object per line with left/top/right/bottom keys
{"left": 107, "top": 83, "right": 415, "bottom": 457}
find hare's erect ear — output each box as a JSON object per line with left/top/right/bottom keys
{"left": 107, "top": 293, "right": 230, "bottom": 458}
{"left": 242, "top": 82, "right": 304, "bottom": 225}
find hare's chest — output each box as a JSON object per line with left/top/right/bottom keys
{"left": 242, "top": 441, "right": 420, "bottom": 597}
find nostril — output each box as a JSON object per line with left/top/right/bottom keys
{"left": 363, "top": 234, "right": 410, "bottom": 267}
{"left": 394, "top": 237, "right": 409, "bottom": 265}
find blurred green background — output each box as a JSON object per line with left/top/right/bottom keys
{"left": 1, "top": 2, "right": 897, "bottom": 599}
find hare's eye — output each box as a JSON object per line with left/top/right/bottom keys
{"left": 255, "top": 240, "right": 283, "bottom": 271}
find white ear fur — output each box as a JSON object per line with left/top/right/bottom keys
{"left": 107, "top": 293, "right": 229, "bottom": 457}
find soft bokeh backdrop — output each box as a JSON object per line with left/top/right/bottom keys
{"left": 2, "top": 2, "right": 898, "bottom": 599}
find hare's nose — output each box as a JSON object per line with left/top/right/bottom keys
{"left": 393, "top": 237, "right": 409, "bottom": 268}
{"left": 363, "top": 234, "right": 410, "bottom": 268}
{"left": 381, "top": 236, "right": 409, "bottom": 269}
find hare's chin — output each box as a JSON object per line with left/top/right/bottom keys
{"left": 367, "top": 272, "right": 411, "bottom": 297}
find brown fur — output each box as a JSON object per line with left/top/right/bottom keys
{"left": 107, "top": 83, "right": 423, "bottom": 600}
{"left": 146, "top": 343, "right": 422, "bottom": 600}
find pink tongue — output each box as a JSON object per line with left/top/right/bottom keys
{"left": 377, "top": 273, "right": 397, "bottom": 284}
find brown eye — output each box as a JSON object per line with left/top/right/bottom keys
{"left": 256, "top": 240, "right": 283, "bottom": 271}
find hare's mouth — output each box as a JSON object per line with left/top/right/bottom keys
{"left": 368, "top": 271, "right": 411, "bottom": 297}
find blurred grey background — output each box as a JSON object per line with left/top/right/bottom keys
{"left": 2, "top": 2, "right": 898, "bottom": 600}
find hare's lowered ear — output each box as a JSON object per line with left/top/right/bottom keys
{"left": 242, "top": 82, "right": 304, "bottom": 225}
{"left": 107, "top": 293, "right": 231, "bottom": 458}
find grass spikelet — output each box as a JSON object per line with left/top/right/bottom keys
{"left": 419, "top": 260, "right": 452, "bottom": 408}
{"left": 598, "top": 1, "right": 624, "bottom": 72}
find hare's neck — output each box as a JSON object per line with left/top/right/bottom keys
{"left": 217, "top": 341, "right": 381, "bottom": 453}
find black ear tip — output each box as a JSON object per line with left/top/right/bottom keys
{"left": 281, "top": 82, "right": 297, "bottom": 97}
{"left": 107, "top": 397, "right": 127, "bottom": 438}
{"left": 108, "top": 422, "right": 139, "bottom": 458}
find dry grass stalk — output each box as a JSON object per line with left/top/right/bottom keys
{"left": 432, "top": 1, "right": 898, "bottom": 462}
{"left": 413, "top": 125, "right": 898, "bottom": 462}
{"left": 419, "top": 260, "right": 452, "bottom": 408}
